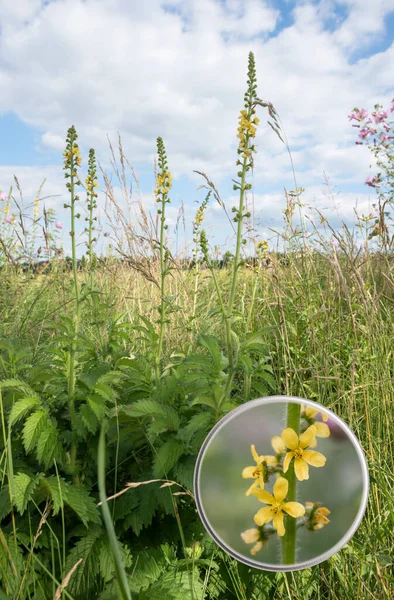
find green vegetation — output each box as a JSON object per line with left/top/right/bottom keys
{"left": 0, "top": 52, "right": 393, "bottom": 599}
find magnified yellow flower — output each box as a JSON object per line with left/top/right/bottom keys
{"left": 281, "top": 425, "right": 326, "bottom": 481}
{"left": 242, "top": 445, "right": 277, "bottom": 496}
{"left": 305, "top": 502, "right": 331, "bottom": 531}
{"left": 252, "top": 477, "right": 305, "bottom": 537}
{"left": 302, "top": 406, "right": 330, "bottom": 446}
{"left": 271, "top": 435, "right": 286, "bottom": 455}
{"left": 240, "top": 528, "right": 266, "bottom": 555}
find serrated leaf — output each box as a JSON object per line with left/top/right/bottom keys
{"left": 80, "top": 403, "right": 99, "bottom": 434}
{"left": 36, "top": 426, "right": 58, "bottom": 468}
{"left": 40, "top": 476, "right": 67, "bottom": 515}
{"left": 0, "top": 486, "right": 11, "bottom": 522}
{"left": 9, "top": 397, "right": 40, "bottom": 426}
{"left": 179, "top": 412, "right": 212, "bottom": 444}
{"left": 124, "top": 400, "right": 180, "bottom": 431}
{"left": 63, "top": 527, "right": 103, "bottom": 595}
{"left": 65, "top": 485, "right": 101, "bottom": 527}
{"left": 0, "top": 379, "right": 38, "bottom": 398}
{"left": 13, "top": 473, "right": 39, "bottom": 514}
{"left": 22, "top": 409, "right": 48, "bottom": 453}
{"left": 152, "top": 438, "right": 185, "bottom": 478}
{"left": 87, "top": 393, "right": 106, "bottom": 420}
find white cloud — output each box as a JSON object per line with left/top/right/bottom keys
{"left": 0, "top": 0, "right": 393, "bottom": 253}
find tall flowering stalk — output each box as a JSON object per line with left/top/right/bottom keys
{"left": 154, "top": 137, "right": 172, "bottom": 380}
{"left": 191, "top": 191, "right": 211, "bottom": 322}
{"left": 63, "top": 126, "right": 83, "bottom": 473}
{"left": 199, "top": 52, "right": 260, "bottom": 406}
{"left": 241, "top": 404, "right": 329, "bottom": 565}
{"left": 84, "top": 148, "right": 99, "bottom": 283}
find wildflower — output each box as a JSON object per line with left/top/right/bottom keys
{"left": 302, "top": 406, "right": 330, "bottom": 442}
{"left": 271, "top": 435, "right": 286, "bottom": 455}
{"left": 365, "top": 175, "right": 381, "bottom": 188}
{"left": 240, "top": 527, "right": 267, "bottom": 555}
{"left": 305, "top": 502, "right": 331, "bottom": 531}
{"left": 55, "top": 220, "right": 63, "bottom": 229}
{"left": 103, "top": 231, "right": 110, "bottom": 237}
{"left": 281, "top": 425, "right": 326, "bottom": 481}
{"left": 5, "top": 215, "right": 12, "bottom": 223}
{"left": 252, "top": 476, "right": 305, "bottom": 536}
{"left": 0, "top": 192, "right": 7, "bottom": 201}
{"left": 242, "top": 445, "right": 277, "bottom": 496}
{"left": 358, "top": 128, "right": 372, "bottom": 140}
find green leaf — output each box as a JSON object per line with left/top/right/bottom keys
{"left": 36, "top": 426, "right": 58, "bottom": 468}
{"left": 65, "top": 485, "right": 101, "bottom": 527}
{"left": 63, "top": 526, "right": 103, "bottom": 595}
{"left": 13, "top": 473, "right": 39, "bottom": 514}
{"left": 0, "top": 379, "right": 38, "bottom": 398}
{"left": 88, "top": 393, "right": 107, "bottom": 420}
{"left": 9, "top": 397, "right": 40, "bottom": 426}
{"left": 40, "top": 476, "right": 67, "bottom": 515}
{"left": 80, "top": 403, "right": 99, "bottom": 434}
{"left": 124, "top": 400, "right": 180, "bottom": 431}
{"left": 179, "top": 412, "right": 212, "bottom": 444}
{"left": 0, "top": 486, "right": 11, "bottom": 522}
{"left": 152, "top": 438, "right": 185, "bottom": 478}
{"left": 22, "top": 409, "right": 48, "bottom": 453}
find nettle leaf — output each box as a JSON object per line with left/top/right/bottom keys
{"left": 22, "top": 409, "right": 49, "bottom": 453}
{"left": 36, "top": 425, "right": 59, "bottom": 468}
{"left": 40, "top": 476, "right": 67, "bottom": 515}
{"left": 243, "top": 331, "right": 267, "bottom": 352}
{"left": 65, "top": 485, "right": 101, "bottom": 527}
{"left": 9, "top": 397, "right": 41, "bottom": 426}
{"left": 178, "top": 412, "right": 213, "bottom": 444}
{"left": 87, "top": 393, "right": 107, "bottom": 420}
{"left": 0, "top": 379, "right": 39, "bottom": 398}
{"left": 152, "top": 438, "right": 185, "bottom": 478}
{"left": 172, "top": 456, "right": 196, "bottom": 491}
{"left": 124, "top": 399, "right": 180, "bottom": 431}
{"left": 13, "top": 473, "right": 40, "bottom": 514}
{"left": 0, "top": 486, "right": 11, "bottom": 522}
{"left": 80, "top": 403, "right": 99, "bottom": 434}
{"left": 63, "top": 526, "right": 103, "bottom": 596}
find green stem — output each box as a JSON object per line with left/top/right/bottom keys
{"left": 156, "top": 199, "right": 167, "bottom": 382}
{"left": 98, "top": 425, "right": 132, "bottom": 600}
{"left": 281, "top": 402, "right": 301, "bottom": 565}
{"left": 68, "top": 155, "right": 81, "bottom": 477}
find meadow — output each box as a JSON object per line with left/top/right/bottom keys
{"left": 0, "top": 52, "right": 393, "bottom": 599}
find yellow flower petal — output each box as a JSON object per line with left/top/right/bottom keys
{"left": 308, "top": 438, "right": 317, "bottom": 448}
{"left": 299, "top": 425, "right": 317, "bottom": 449}
{"left": 322, "top": 412, "right": 329, "bottom": 422}
{"left": 281, "top": 428, "right": 299, "bottom": 450}
{"left": 294, "top": 457, "right": 309, "bottom": 481}
{"left": 282, "top": 502, "right": 305, "bottom": 518}
{"left": 252, "top": 488, "right": 275, "bottom": 504}
{"left": 283, "top": 451, "right": 294, "bottom": 473}
{"left": 314, "top": 422, "right": 330, "bottom": 437}
{"left": 241, "top": 528, "right": 260, "bottom": 544}
{"left": 305, "top": 406, "right": 318, "bottom": 419}
{"left": 273, "top": 476, "right": 288, "bottom": 502}
{"left": 263, "top": 455, "right": 277, "bottom": 466}
{"left": 273, "top": 512, "right": 285, "bottom": 536}
{"left": 242, "top": 466, "right": 257, "bottom": 479}
{"left": 302, "top": 449, "right": 326, "bottom": 468}
{"left": 251, "top": 541, "right": 264, "bottom": 555}
{"left": 246, "top": 479, "right": 261, "bottom": 496}
{"left": 318, "top": 507, "right": 331, "bottom": 515}
{"left": 271, "top": 436, "right": 286, "bottom": 454}
{"left": 251, "top": 444, "right": 260, "bottom": 463}
{"left": 254, "top": 506, "right": 274, "bottom": 526}
{"left": 315, "top": 514, "right": 330, "bottom": 524}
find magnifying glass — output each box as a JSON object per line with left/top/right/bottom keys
{"left": 194, "top": 396, "right": 369, "bottom": 571}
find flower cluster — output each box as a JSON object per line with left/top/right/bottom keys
{"left": 304, "top": 502, "right": 331, "bottom": 531}
{"left": 241, "top": 405, "right": 331, "bottom": 556}
{"left": 237, "top": 109, "right": 260, "bottom": 160}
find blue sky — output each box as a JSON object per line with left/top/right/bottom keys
{"left": 0, "top": 0, "right": 393, "bottom": 258}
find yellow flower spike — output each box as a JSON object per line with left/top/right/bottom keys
{"left": 242, "top": 445, "right": 277, "bottom": 496}
{"left": 281, "top": 425, "right": 326, "bottom": 481}
{"left": 252, "top": 477, "right": 305, "bottom": 537}
{"left": 240, "top": 528, "right": 265, "bottom": 556}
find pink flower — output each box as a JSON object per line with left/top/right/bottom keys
{"left": 373, "top": 110, "right": 390, "bottom": 124}
{"left": 0, "top": 192, "right": 7, "bottom": 201}
{"left": 348, "top": 108, "right": 368, "bottom": 122}
{"left": 365, "top": 175, "right": 381, "bottom": 188}
{"left": 380, "top": 135, "right": 393, "bottom": 142}
{"left": 383, "top": 123, "right": 391, "bottom": 132}
{"left": 390, "top": 99, "right": 394, "bottom": 113}
{"left": 358, "top": 128, "right": 372, "bottom": 140}
{"left": 55, "top": 220, "right": 63, "bottom": 229}
{"left": 5, "top": 215, "right": 12, "bottom": 223}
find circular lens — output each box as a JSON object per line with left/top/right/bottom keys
{"left": 194, "top": 396, "right": 369, "bottom": 571}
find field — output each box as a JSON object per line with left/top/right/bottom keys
{"left": 0, "top": 53, "right": 393, "bottom": 599}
